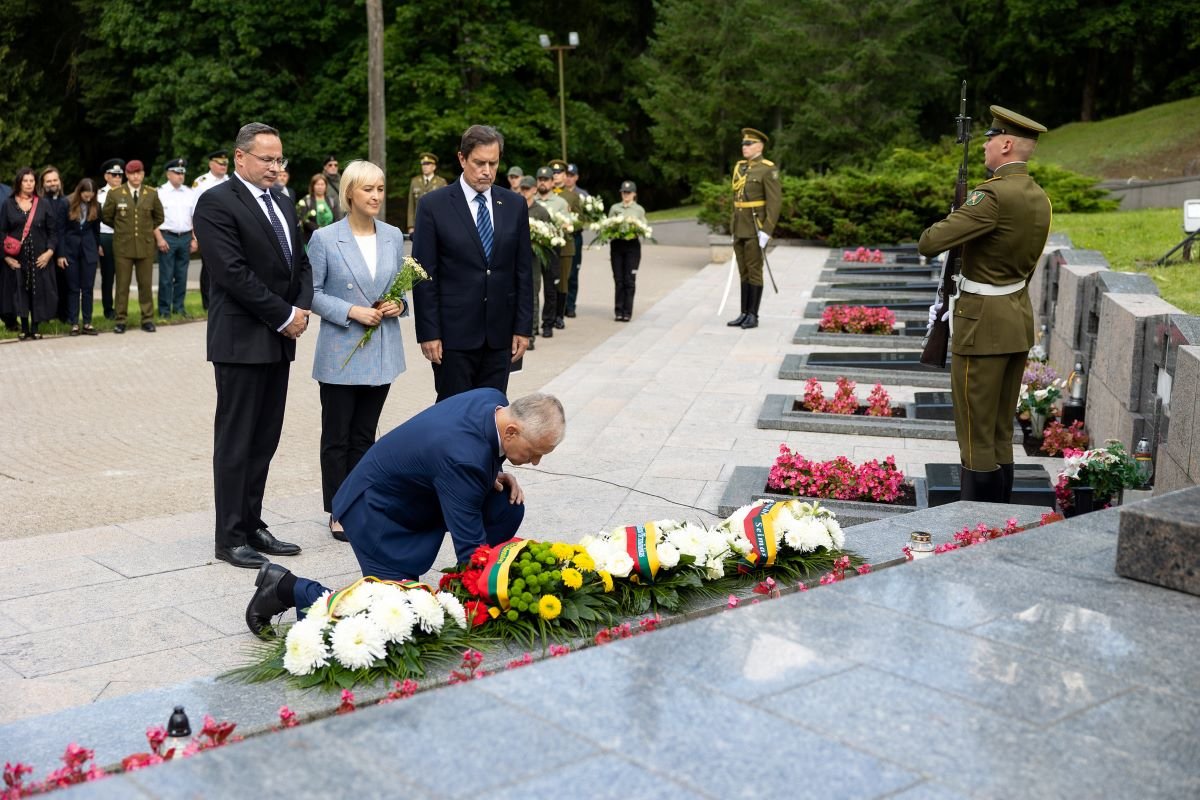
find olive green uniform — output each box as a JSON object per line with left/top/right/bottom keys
{"left": 102, "top": 184, "right": 165, "bottom": 324}
{"left": 553, "top": 186, "right": 580, "bottom": 293}
{"left": 527, "top": 201, "right": 555, "bottom": 335}
{"left": 406, "top": 173, "right": 447, "bottom": 231}
{"left": 730, "top": 157, "right": 781, "bottom": 286}
{"left": 918, "top": 162, "right": 1051, "bottom": 472}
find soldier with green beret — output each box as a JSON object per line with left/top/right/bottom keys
{"left": 918, "top": 105, "right": 1051, "bottom": 503}
{"left": 727, "top": 127, "right": 781, "bottom": 329}
{"left": 407, "top": 152, "right": 447, "bottom": 233}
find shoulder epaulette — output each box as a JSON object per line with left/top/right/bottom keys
{"left": 760, "top": 159, "right": 775, "bottom": 167}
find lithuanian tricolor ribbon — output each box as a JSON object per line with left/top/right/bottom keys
{"left": 623, "top": 523, "right": 661, "bottom": 584}
{"left": 739, "top": 501, "right": 781, "bottom": 569}
{"left": 483, "top": 539, "right": 528, "bottom": 610}
{"left": 326, "top": 575, "right": 429, "bottom": 618}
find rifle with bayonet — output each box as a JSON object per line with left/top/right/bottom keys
{"left": 920, "top": 81, "right": 971, "bottom": 368}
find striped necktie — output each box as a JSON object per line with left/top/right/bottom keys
{"left": 475, "top": 192, "right": 493, "bottom": 261}
{"left": 260, "top": 192, "right": 293, "bottom": 269}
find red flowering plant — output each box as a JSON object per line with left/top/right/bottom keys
{"left": 1040, "top": 419, "right": 1088, "bottom": 456}
{"left": 767, "top": 444, "right": 909, "bottom": 503}
{"left": 818, "top": 304, "right": 896, "bottom": 334}
{"left": 841, "top": 247, "right": 885, "bottom": 263}
{"left": 800, "top": 378, "right": 896, "bottom": 416}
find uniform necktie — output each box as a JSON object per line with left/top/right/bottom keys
{"left": 260, "top": 192, "right": 293, "bottom": 268}
{"left": 475, "top": 193, "right": 493, "bottom": 261}
{"left": 132, "top": 190, "right": 139, "bottom": 205}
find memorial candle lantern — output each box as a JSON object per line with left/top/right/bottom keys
{"left": 165, "top": 705, "right": 191, "bottom": 758}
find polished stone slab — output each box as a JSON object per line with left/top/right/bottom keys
{"left": 717, "top": 464, "right": 930, "bottom": 524}
{"left": 805, "top": 298, "right": 930, "bottom": 322}
{"left": 925, "top": 462, "right": 1055, "bottom": 508}
{"left": 1116, "top": 484, "right": 1200, "bottom": 595}
{"left": 758, "top": 393, "right": 985, "bottom": 441}
{"left": 781, "top": 352, "right": 951, "bottom": 388}
{"left": 793, "top": 321, "right": 926, "bottom": 349}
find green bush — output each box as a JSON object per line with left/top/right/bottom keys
{"left": 698, "top": 142, "right": 1118, "bottom": 245}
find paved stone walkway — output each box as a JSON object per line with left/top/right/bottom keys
{"left": 0, "top": 243, "right": 1061, "bottom": 728}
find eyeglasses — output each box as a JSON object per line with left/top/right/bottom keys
{"left": 244, "top": 151, "right": 288, "bottom": 169}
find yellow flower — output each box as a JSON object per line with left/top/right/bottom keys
{"left": 550, "top": 543, "right": 574, "bottom": 561}
{"left": 598, "top": 570, "right": 614, "bottom": 593}
{"left": 561, "top": 568, "right": 583, "bottom": 590}
{"left": 572, "top": 552, "right": 595, "bottom": 572}
{"left": 538, "top": 594, "right": 562, "bottom": 621}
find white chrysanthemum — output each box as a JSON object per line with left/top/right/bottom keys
{"left": 436, "top": 592, "right": 467, "bottom": 628}
{"left": 406, "top": 590, "right": 446, "bottom": 635}
{"left": 329, "top": 615, "right": 387, "bottom": 670}
{"left": 301, "top": 590, "right": 336, "bottom": 629}
{"left": 370, "top": 590, "right": 415, "bottom": 644}
{"left": 656, "top": 541, "right": 680, "bottom": 570}
{"left": 282, "top": 616, "right": 330, "bottom": 676}
{"left": 783, "top": 516, "right": 833, "bottom": 553}
{"left": 729, "top": 533, "right": 753, "bottom": 555}
{"left": 705, "top": 556, "right": 725, "bottom": 580}
{"left": 603, "top": 550, "right": 632, "bottom": 578}
{"left": 823, "top": 516, "right": 845, "bottom": 550}
{"left": 334, "top": 582, "right": 376, "bottom": 618}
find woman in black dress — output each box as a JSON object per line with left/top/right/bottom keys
{"left": 1, "top": 167, "right": 58, "bottom": 339}
{"left": 57, "top": 178, "right": 102, "bottom": 335}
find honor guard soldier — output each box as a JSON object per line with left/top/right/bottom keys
{"left": 727, "top": 127, "right": 781, "bottom": 329}
{"left": 532, "top": 166, "right": 567, "bottom": 339}
{"left": 918, "top": 106, "right": 1051, "bottom": 503}
{"left": 407, "top": 152, "right": 447, "bottom": 233}
{"left": 547, "top": 158, "right": 580, "bottom": 328}
{"left": 192, "top": 149, "right": 230, "bottom": 310}
{"left": 96, "top": 158, "right": 125, "bottom": 319}
{"left": 101, "top": 159, "right": 165, "bottom": 333}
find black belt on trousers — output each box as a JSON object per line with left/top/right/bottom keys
{"left": 162, "top": 229, "right": 192, "bottom": 236}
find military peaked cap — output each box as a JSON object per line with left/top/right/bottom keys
{"left": 984, "top": 106, "right": 1047, "bottom": 140}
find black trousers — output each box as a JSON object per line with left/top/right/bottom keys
{"left": 213, "top": 361, "right": 290, "bottom": 549}
{"left": 319, "top": 382, "right": 391, "bottom": 513}
{"left": 610, "top": 239, "right": 641, "bottom": 318}
{"left": 199, "top": 253, "right": 211, "bottom": 310}
{"left": 432, "top": 346, "right": 511, "bottom": 402}
{"left": 98, "top": 232, "right": 116, "bottom": 317}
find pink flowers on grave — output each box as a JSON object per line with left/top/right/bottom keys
{"left": 1041, "top": 420, "right": 1089, "bottom": 456}
{"left": 842, "top": 247, "right": 884, "bottom": 263}
{"left": 818, "top": 304, "right": 895, "bottom": 334}
{"left": 767, "top": 444, "right": 907, "bottom": 503}
{"left": 278, "top": 706, "right": 300, "bottom": 728}
{"left": 336, "top": 690, "right": 356, "bottom": 714}
{"left": 801, "top": 378, "right": 893, "bottom": 416}
{"left": 448, "top": 649, "right": 491, "bottom": 683}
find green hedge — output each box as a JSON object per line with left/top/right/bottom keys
{"left": 698, "top": 143, "right": 1118, "bottom": 246}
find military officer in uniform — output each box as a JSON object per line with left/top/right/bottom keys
{"left": 96, "top": 158, "right": 125, "bottom": 319}
{"left": 407, "top": 152, "right": 447, "bottom": 233}
{"left": 192, "top": 149, "right": 230, "bottom": 310}
{"left": 519, "top": 174, "right": 553, "bottom": 350}
{"left": 101, "top": 159, "right": 164, "bottom": 333}
{"left": 727, "top": 127, "right": 781, "bottom": 330}
{"left": 918, "top": 106, "right": 1051, "bottom": 503}
{"left": 548, "top": 158, "right": 580, "bottom": 329}
{"left": 533, "top": 166, "right": 566, "bottom": 339}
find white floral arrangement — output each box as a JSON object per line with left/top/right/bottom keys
{"left": 579, "top": 519, "right": 732, "bottom": 582}
{"left": 550, "top": 210, "right": 576, "bottom": 236}
{"left": 283, "top": 579, "right": 466, "bottom": 677}
{"left": 528, "top": 218, "right": 565, "bottom": 249}
{"left": 590, "top": 214, "right": 653, "bottom": 244}
{"left": 579, "top": 194, "right": 606, "bottom": 224}
{"left": 717, "top": 500, "right": 845, "bottom": 563}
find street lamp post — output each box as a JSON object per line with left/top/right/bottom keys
{"left": 539, "top": 32, "right": 579, "bottom": 163}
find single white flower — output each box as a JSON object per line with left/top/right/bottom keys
{"left": 333, "top": 581, "right": 375, "bottom": 618}
{"left": 657, "top": 541, "right": 680, "bottom": 570}
{"left": 436, "top": 592, "right": 468, "bottom": 628}
{"left": 823, "top": 516, "right": 845, "bottom": 550}
{"left": 406, "top": 590, "right": 446, "bottom": 634}
{"left": 370, "top": 591, "right": 415, "bottom": 644}
{"left": 783, "top": 516, "right": 833, "bottom": 553}
{"left": 607, "top": 550, "right": 635, "bottom": 579}
{"left": 301, "top": 590, "right": 336, "bottom": 629}
{"left": 329, "top": 615, "right": 387, "bottom": 670}
{"left": 282, "top": 616, "right": 330, "bottom": 676}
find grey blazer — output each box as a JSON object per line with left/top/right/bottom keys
{"left": 309, "top": 217, "right": 408, "bottom": 386}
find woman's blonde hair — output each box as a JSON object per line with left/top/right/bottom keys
{"left": 339, "top": 160, "right": 385, "bottom": 213}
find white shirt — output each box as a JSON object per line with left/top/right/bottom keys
{"left": 459, "top": 174, "right": 494, "bottom": 228}
{"left": 233, "top": 172, "right": 297, "bottom": 331}
{"left": 354, "top": 233, "right": 378, "bottom": 281}
{"left": 192, "top": 171, "right": 229, "bottom": 197}
{"left": 157, "top": 182, "right": 196, "bottom": 233}
{"left": 97, "top": 184, "right": 116, "bottom": 234}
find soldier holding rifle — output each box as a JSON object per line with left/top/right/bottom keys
{"left": 918, "top": 104, "right": 1051, "bottom": 503}
{"left": 726, "top": 127, "right": 781, "bottom": 330}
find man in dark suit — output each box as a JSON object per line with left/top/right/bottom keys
{"left": 244, "top": 390, "right": 565, "bottom": 636}
{"left": 193, "top": 122, "right": 314, "bottom": 569}
{"left": 412, "top": 124, "right": 533, "bottom": 402}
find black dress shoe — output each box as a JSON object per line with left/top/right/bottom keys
{"left": 215, "top": 544, "right": 268, "bottom": 569}
{"left": 726, "top": 313, "right": 748, "bottom": 327}
{"left": 246, "top": 563, "right": 293, "bottom": 638}
{"left": 542, "top": 325, "right": 554, "bottom": 338}
{"left": 526, "top": 339, "right": 535, "bottom": 351}
{"left": 113, "top": 323, "right": 126, "bottom": 334}
{"left": 141, "top": 321, "right": 156, "bottom": 332}
{"left": 740, "top": 313, "right": 758, "bottom": 329}
{"left": 329, "top": 515, "right": 349, "bottom": 543}
{"left": 553, "top": 316, "right": 565, "bottom": 329}
{"left": 247, "top": 527, "right": 302, "bottom": 556}
{"left": 565, "top": 309, "right": 576, "bottom": 318}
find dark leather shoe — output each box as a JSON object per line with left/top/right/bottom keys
{"left": 246, "top": 563, "right": 292, "bottom": 638}
{"left": 740, "top": 314, "right": 758, "bottom": 329}
{"left": 329, "top": 515, "right": 349, "bottom": 543}
{"left": 215, "top": 544, "right": 268, "bottom": 569}
{"left": 113, "top": 323, "right": 127, "bottom": 334}
{"left": 726, "top": 313, "right": 747, "bottom": 327}
{"left": 141, "top": 321, "right": 156, "bottom": 332}
{"left": 526, "top": 339, "right": 535, "bottom": 351}
{"left": 554, "top": 316, "right": 565, "bottom": 329}
{"left": 565, "top": 309, "right": 576, "bottom": 318}
{"left": 247, "top": 527, "right": 301, "bottom": 556}
{"left": 542, "top": 325, "right": 554, "bottom": 338}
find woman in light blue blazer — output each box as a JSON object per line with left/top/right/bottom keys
{"left": 309, "top": 160, "right": 407, "bottom": 540}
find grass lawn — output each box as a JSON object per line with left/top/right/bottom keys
{"left": 646, "top": 204, "right": 701, "bottom": 222}
{"left": 1037, "top": 96, "right": 1200, "bottom": 180}
{"left": 1052, "top": 208, "right": 1200, "bottom": 314}
{"left": 0, "top": 290, "right": 207, "bottom": 340}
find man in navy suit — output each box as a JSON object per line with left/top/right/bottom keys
{"left": 413, "top": 125, "right": 533, "bottom": 402}
{"left": 193, "top": 122, "right": 314, "bottom": 569}
{"left": 244, "top": 390, "right": 565, "bottom": 637}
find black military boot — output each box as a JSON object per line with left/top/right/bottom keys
{"left": 998, "top": 462, "right": 1015, "bottom": 504}
{"left": 741, "top": 284, "right": 763, "bottom": 329}
{"left": 959, "top": 466, "right": 1005, "bottom": 502}
{"left": 554, "top": 296, "right": 566, "bottom": 329}
{"left": 727, "top": 283, "right": 749, "bottom": 326}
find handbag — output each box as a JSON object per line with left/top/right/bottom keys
{"left": 3, "top": 196, "right": 38, "bottom": 257}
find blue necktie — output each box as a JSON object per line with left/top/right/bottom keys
{"left": 260, "top": 192, "right": 293, "bottom": 269}
{"left": 475, "top": 193, "right": 493, "bottom": 262}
